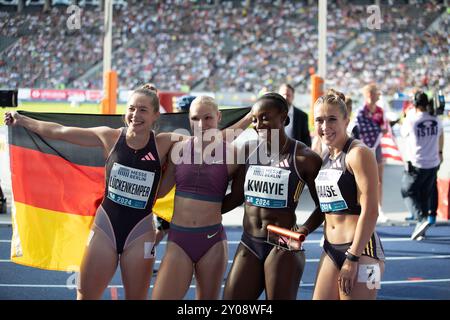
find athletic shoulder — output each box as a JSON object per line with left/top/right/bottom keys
{"left": 346, "top": 140, "right": 377, "bottom": 172}
{"left": 295, "top": 141, "right": 322, "bottom": 178}
{"left": 295, "top": 141, "right": 322, "bottom": 164}
{"left": 90, "top": 126, "right": 121, "bottom": 144}
{"left": 347, "top": 139, "right": 371, "bottom": 157}
{"left": 156, "top": 132, "right": 186, "bottom": 160}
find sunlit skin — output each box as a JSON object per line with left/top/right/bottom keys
{"left": 152, "top": 99, "right": 234, "bottom": 300}
{"left": 125, "top": 93, "right": 159, "bottom": 134}
{"left": 310, "top": 100, "right": 383, "bottom": 300}
{"left": 189, "top": 101, "right": 221, "bottom": 142}
{"left": 314, "top": 103, "right": 350, "bottom": 156}
{"left": 3, "top": 90, "right": 163, "bottom": 300}
{"left": 221, "top": 96, "right": 323, "bottom": 300}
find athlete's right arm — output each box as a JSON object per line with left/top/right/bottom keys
{"left": 4, "top": 111, "right": 112, "bottom": 147}
{"left": 156, "top": 132, "right": 188, "bottom": 163}
{"left": 221, "top": 164, "right": 245, "bottom": 214}
{"left": 157, "top": 151, "right": 176, "bottom": 198}
{"left": 296, "top": 147, "right": 325, "bottom": 236}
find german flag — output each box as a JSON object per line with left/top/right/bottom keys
{"left": 8, "top": 108, "right": 250, "bottom": 271}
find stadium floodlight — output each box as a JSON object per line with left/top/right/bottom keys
{"left": 0, "top": 90, "right": 18, "bottom": 108}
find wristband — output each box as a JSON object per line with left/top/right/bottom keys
{"left": 345, "top": 250, "right": 360, "bottom": 262}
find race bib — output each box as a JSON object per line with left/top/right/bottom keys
{"left": 358, "top": 264, "right": 381, "bottom": 290}
{"left": 244, "top": 166, "right": 290, "bottom": 208}
{"left": 107, "top": 163, "right": 155, "bottom": 209}
{"left": 315, "top": 169, "right": 348, "bottom": 212}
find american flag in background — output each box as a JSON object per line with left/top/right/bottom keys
{"left": 381, "top": 125, "right": 403, "bottom": 165}
{"left": 356, "top": 107, "right": 383, "bottom": 149}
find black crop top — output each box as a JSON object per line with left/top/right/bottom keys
{"left": 314, "top": 138, "right": 361, "bottom": 215}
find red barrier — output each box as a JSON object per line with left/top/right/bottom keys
{"left": 158, "top": 92, "right": 185, "bottom": 113}
{"left": 437, "top": 178, "right": 450, "bottom": 220}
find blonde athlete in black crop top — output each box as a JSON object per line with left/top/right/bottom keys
{"left": 298, "top": 89, "right": 385, "bottom": 300}
{"left": 221, "top": 93, "right": 322, "bottom": 300}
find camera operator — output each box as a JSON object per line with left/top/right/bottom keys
{"left": 400, "top": 91, "right": 444, "bottom": 240}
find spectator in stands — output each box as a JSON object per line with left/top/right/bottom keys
{"left": 355, "top": 84, "right": 388, "bottom": 223}
{"left": 0, "top": 2, "right": 447, "bottom": 97}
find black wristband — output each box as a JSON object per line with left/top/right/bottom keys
{"left": 345, "top": 251, "right": 360, "bottom": 262}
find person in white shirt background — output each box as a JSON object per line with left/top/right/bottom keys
{"left": 400, "top": 91, "right": 444, "bottom": 240}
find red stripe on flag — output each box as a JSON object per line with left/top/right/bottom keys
{"left": 383, "top": 154, "right": 403, "bottom": 162}
{"left": 10, "top": 145, "right": 105, "bottom": 216}
{"left": 381, "top": 143, "right": 400, "bottom": 150}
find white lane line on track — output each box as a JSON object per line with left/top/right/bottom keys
{"left": 1, "top": 278, "right": 450, "bottom": 289}
{"left": 2, "top": 255, "right": 450, "bottom": 264}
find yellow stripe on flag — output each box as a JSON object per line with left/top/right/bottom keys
{"left": 152, "top": 187, "right": 175, "bottom": 222}
{"left": 11, "top": 202, "right": 94, "bottom": 272}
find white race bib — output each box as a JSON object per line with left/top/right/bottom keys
{"left": 244, "top": 166, "right": 290, "bottom": 208}
{"left": 315, "top": 169, "right": 348, "bottom": 212}
{"left": 107, "top": 163, "right": 155, "bottom": 209}
{"left": 358, "top": 264, "right": 381, "bottom": 289}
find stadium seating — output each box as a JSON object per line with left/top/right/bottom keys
{"left": 0, "top": 0, "right": 447, "bottom": 96}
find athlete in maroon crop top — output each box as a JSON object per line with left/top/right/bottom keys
{"left": 152, "top": 96, "right": 250, "bottom": 300}
{"left": 174, "top": 137, "right": 229, "bottom": 202}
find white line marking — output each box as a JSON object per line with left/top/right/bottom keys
{"left": 1, "top": 278, "right": 450, "bottom": 289}
{"left": 380, "top": 279, "right": 450, "bottom": 285}
{"left": 386, "top": 255, "right": 450, "bottom": 261}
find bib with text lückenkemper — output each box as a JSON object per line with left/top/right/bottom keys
{"left": 315, "top": 169, "right": 348, "bottom": 212}
{"left": 244, "top": 165, "right": 290, "bottom": 208}
{"left": 107, "top": 163, "right": 155, "bottom": 209}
